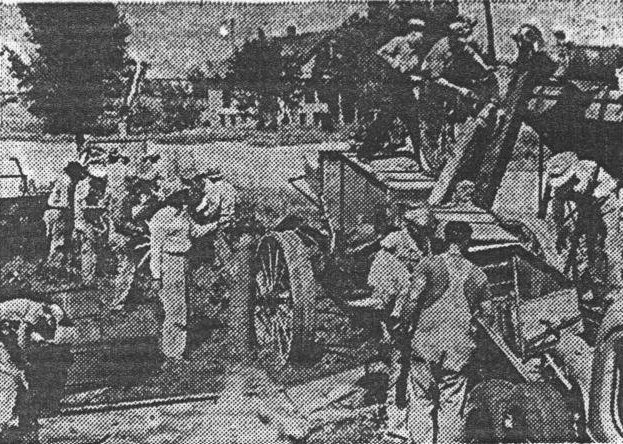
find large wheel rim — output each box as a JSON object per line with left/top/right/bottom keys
{"left": 253, "top": 236, "right": 294, "bottom": 367}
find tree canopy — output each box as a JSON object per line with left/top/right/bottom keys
{"left": 225, "top": 29, "right": 301, "bottom": 130}
{"left": 4, "top": 3, "right": 132, "bottom": 149}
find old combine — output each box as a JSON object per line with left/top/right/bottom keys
{"left": 250, "top": 24, "right": 623, "bottom": 441}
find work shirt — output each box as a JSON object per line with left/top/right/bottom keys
{"left": 213, "top": 180, "right": 238, "bottom": 227}
{"left": 368, "top": 249, "right": 411, "bottom": 309}
{"left": 73, "top": 179, "right": 91, "bottom": 233}
{"left": 377, "top": 32, "right": 424, "bottom": 76}
{"left": 109, "top": 190, "right": 141, "bottom": 238}
{"left": 380, "top": 228, "right": 429, "bottom": 271}
{"left": 47, "top": 173, "right": 72, "bottom": 209}
{"left": 196, "top": 180, "right": 221, "bottom": 222}
{"left": 106, "top": 163, "right": 130, "bottom": 200}
{"left": 149, "top": 207, "right": 216, "bottom": 279}
{"left": 548, "top": 160, "right": 622, "bottom": 287}
{"left": 421, "top": 37, "right": 485, "bottom": 87}
{"left": 0, "top": 299, "right": 46, "bottom": 325}
{"left": 395, "top": 248, "right": 490, "bottom": 372}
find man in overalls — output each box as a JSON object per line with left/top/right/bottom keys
{"left": 392, "top": 221, "right": 491, "bottom": 443}
{"left": 368, "top": 206, "right": 438, "bottom": 441}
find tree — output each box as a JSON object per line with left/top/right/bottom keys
{"left": 159, "top": 81, "right": 202, "bottom": 133}
{"left": 226, "top": 29, "right": 301, "bottom": 130}
{"left": 3, "top": 3, "right": 132, "bottom": 152}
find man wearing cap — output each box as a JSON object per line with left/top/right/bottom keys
{"left": 203, "top": 168, "right": 238, "bottom": 272}
{"left": 419, "top": 20, "right": 495, "bottom": 171}
{"left": 550, "top": 29, "right": 574, "bottom": 82}
{"left": 43, "top": 162, "right": 87, "bottom": 269}
{"left": 74, "top": 166, "right": 108, "bottom": 286}
{"left": 545, "top": 151, "right": 622, "bottom": 322}
{"left": 392, "top": 221, "right": 491, "bottom": 443}
{"left": 357, "top": 18, "right": 427, "bottom": 163}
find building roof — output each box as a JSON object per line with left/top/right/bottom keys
{"left": 275, "top": 30, "right": 334, "bottom": 64}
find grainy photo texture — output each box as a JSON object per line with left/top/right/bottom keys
{"left": 0, "top": 0, "right": 622, "bottom": 442}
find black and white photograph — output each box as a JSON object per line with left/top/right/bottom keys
{"left": 0, "top": 0, "right": 623, "bottom": 442}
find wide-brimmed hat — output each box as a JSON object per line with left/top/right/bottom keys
{"left": 406, "top": 18, "right": 426, "bottom": 31}
{"left": 64, "top": 161, "right": 87, "bottom": 179}
{"left": 203, "top": 167, "right": 223, "bottom": 180}
{"left": 444, "top": 221, "right": 473, "bottom": 243}
{"left": 403, "top": 205, "right": 436, "bottom": 228}
{"left": 458, "top": 14, "right": 478, "bottom": 28}
{"left": 546, "top": 151, "right": 578, "bottom": 188}
{"left": 449, "top": 21, "right": 472, "bottom": 38}
{"left": 87, "top": 165, "right": 107, "bottom": 179}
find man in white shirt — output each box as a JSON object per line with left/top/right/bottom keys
{"left": 74, "top": 166, "right": 108, "bottom": 286}
{"left": 149, "top": 190, "right": 217, "bottom": 366}
{"left": 206, "top": 168, "right": 238, "bottom": 270}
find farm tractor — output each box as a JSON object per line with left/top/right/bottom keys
{"left": 250, "top": 23, "right": 623, "bottom": 441}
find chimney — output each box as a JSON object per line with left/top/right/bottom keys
{"left": 286, "top": 25, "right": 296, "bottom": 37}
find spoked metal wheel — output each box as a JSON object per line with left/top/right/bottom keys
{"left": 251, "top": 231, "right": 320, "bottom": 367}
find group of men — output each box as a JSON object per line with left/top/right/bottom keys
{"left": 42, "top": 147, "right": 238, "bottom": 361}
{"left": 360, "top": 200, "right": 492, "bottom": 443}
{"left": 357, "top": 13, "right": 495, "bottom": 171}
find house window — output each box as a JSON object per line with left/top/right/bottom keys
{"left": 222, "top": 89, "right": 232, "bottom": 108}
{"left": 219, "top": 115, "right": 226, "bottom": 126}
{"left": 299, "top": 113, "right": 307, "bottom": 126}
{"left": 230, "top": 115, "right": 236, "bottom": 126}
{"left": 313, "top": 112, "right": 322, "bottom": 126}
{"left": 304, "top": 89, "right": 315, "bottom": 104}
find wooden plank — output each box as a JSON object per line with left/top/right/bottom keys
{"left": 474, "top": 316, "right": 539, "bottom": 383}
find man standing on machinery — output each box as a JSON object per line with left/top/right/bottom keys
{"left": 357, "top": 18, "right": 428, "bottom": 164}
{"left": 419, "top": 20, "right": 496, "bottom": 172}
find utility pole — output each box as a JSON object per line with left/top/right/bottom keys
{"left": 483, "top": 0, "right": 496, "bottom": 63}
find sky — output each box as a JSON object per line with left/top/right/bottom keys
{"left": 2, "top": 0, "right": 623, "bottom": 91}
{"left": 0, "top": 1, "right": 366, "bottom": 89}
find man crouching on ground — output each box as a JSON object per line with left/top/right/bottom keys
{"left": 0, "top": 298, "right": 67, "bottom": 442}
{"left": 391, "top": 221, "right": 491, "bottom": 443}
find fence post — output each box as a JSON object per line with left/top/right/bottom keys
{"left": 227, "top": 234, "right": 254, "bottom": 363}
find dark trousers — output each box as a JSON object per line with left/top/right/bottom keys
{"left": 358, "top": 81, "right": 421, "bottom": 161}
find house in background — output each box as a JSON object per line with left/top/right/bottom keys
{"left": 183, "top": 23, "right": 358, "bottom": 130}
